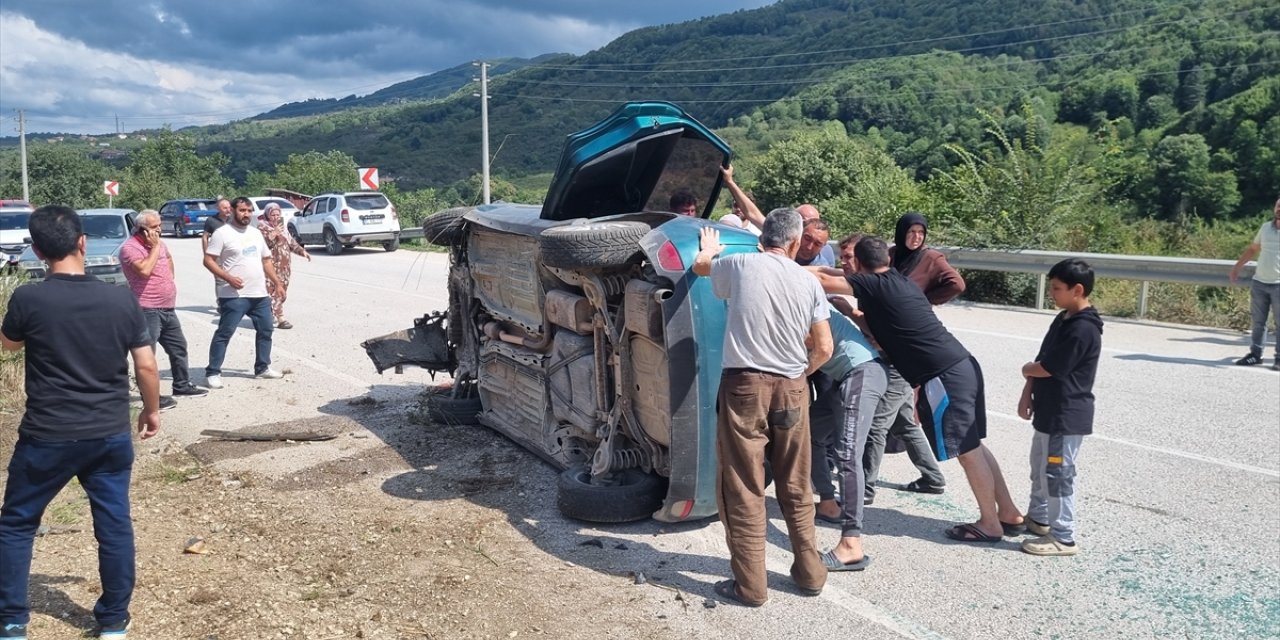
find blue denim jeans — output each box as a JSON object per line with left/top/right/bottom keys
{"left": 0, "top": 432, "right": 136, "bottom": 628}
{"left": 206, "top": 296, "right": 274, "bottom": 376}
{"left": 1248, "top": 279, "right": 1279, "bottom": 359}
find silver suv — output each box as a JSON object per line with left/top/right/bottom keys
{"left": 291, "top": 191, "right": 401, "bottom": 255}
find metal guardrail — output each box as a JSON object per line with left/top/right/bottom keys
{"left": 930, "top": 246, "right": 1257, "bottom": 317}
{"left": 400, "top": 227, "right": 425, "bottom": 240}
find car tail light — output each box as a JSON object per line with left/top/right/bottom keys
{"left": 656, "top": 240, "right": 684, "bottom": 271}
{"left": 184, "top": 214, "right": 191, "bottom": 223}
{"left": 341, "top": 208, "right": 350, "bottom": 222}
{"left": 390, "top": 205, "right": 398, "bottom": 220}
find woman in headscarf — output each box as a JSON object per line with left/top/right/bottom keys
{"left": 257, "top": 202, "right": 310, "bottom": 329}
{"left": 891, "top": 212, "right": 965, "bottom": 305}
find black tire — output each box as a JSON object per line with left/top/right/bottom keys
{"left": 540, "top": 222, "right": 649, "bottom": 269}
{"left": 384, "top": 237, "right": 400, "bottom": 252}
{"left": 288, "top": 224, "right": 301, "bottom": 245}
{"left": 420, "top": 385, "right": 481, "bottom": 425}
{"left": 172, "top": 221, "right": 182, "bottom": 237}
{"left": 422, "top": 206, "right": 473, "bottom": 247}
{"left": 324, "top": 227, "right": 343, "bottom": 255}
{"left": 556, "top": 465, "right": 666, "bottom": 523}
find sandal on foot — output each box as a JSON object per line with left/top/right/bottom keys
{"left": 277, "top": 320, "right": 293, "bottom": 329}
{"left": 1001, "top": 521, "right": 1028, "bottom": 536}
{"left": 713, "top": 579, "right": 766, "bottom": 607}
{"left": 904, "top": 479, "right": 945, "bottom": 494}
{"left": 944, "top": 523, "right": 1002, "bottom": 544}
{"left": 820, "top": 549, "right": 872, "bottom": 572}
{"left": 815, "top": 511, "right": 842, "bottom": 525}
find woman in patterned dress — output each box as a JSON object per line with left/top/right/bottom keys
{"left": 257, "top": 202, "right": 310, "bottom": 329}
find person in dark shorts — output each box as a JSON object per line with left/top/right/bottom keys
{"left": 810, "top": 236, "right": 1024, "bottom": 543}
{"left": 1, "top": 205, "right": 161, "bottom": 640}
{"left": 1017, "top": 259, "right": 1103, "bottom": 557}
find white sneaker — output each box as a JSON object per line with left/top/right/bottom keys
{"left": 205, "top": 375, "right": 223, "bottom": 389}
{"left": 256, "top": 368, "right": 283, "bottom": 379}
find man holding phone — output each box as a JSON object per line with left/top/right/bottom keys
{"left": 121, "top": 210, "right": 208, "bottom": 404}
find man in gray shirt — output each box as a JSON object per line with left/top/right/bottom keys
{"left": 693, "top": 208, "right": 833, "bottom": 607}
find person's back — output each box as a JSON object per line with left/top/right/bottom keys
{"left": 714, "top": 251, "right": 827, "bottom": 377}
{"left": 7, "top": 274, "right": 149, "bottom": 439}
{"left": 844, "top": 269, "right": 968, "bottom": 385}
{"left": 1, "top": 205, "right": 160, "bottom": 640}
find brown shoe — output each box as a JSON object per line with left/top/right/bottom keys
{"left": 277, "top": 320, "right": 293, "bottom": 329}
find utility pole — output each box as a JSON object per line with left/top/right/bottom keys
{"left": 473, "top": 61, "right": 491, "bottom": 205}
{"left": 17, "top": 109, "right": 29, "bottom": 202}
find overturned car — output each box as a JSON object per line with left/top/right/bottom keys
{"left": 364, "top": 102, "right": 761, "bottom": 523}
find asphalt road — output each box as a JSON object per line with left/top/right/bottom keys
{"left": 161, "top": 237, "right": 1279, "bottom": 640}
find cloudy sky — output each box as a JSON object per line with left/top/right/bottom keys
{"left": 0, "top": 0, "right": 775, "bottom": 135}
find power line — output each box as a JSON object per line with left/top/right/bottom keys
{"left": 517, "top": 5, "right": 1272, "bottom": 75}
{"left": 495, "top": 32, "right": 1274, "bottom": 90}
{"left": 487, "top": 60, "right": 1280, "bottom": 106}
{"left": 523, "top": 1, "right": 1205, "bottom": 69}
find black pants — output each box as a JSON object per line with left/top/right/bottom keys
{"left": 143, "top": 308, "right": 191, "bottom": 391}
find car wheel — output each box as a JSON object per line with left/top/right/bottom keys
{"left": 324, "top": 228, "right": 344, "bottom": 255}
{"left": 383, "top": 237, "right": 400, "bottom": 252}
{"left": 418, "top": 384, "right": 481, "bottom": 425}
{"left": 539, "top": 221, "right": 649, "bottom": 269}
{"left": 421, "top": 206, "right": 474, "bottom": 247}
{"left": 556, "top": 465, "right": 666, "bottom": 523}
{"left": 173, "top": 221, "right": 183, "bottom": 237}
{"left": 288, "top": 224, "right": 301, "bottom": 245}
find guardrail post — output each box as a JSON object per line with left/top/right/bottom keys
{"left": 1139, "top": 281, "right": 1150, "bottom": 318}
{"left": 1036, "top": 273, "right": 1046, "bottom": 311}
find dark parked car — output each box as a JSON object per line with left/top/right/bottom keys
{"left": 159, "top": 198, "right": 219, "bottom": 237}
{"left": 364, "top": 102, "right": 763, "bottom": 524}
{"left": 17, "top": 208, "right": 137, "bottom": 285}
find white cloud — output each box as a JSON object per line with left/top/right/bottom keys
{"left": 0, "top": 12, "right": 408, "bottom": 133}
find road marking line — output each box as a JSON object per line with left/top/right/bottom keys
{"left": 757, "top": 560, "right": 949, "bottom": 639}
{"left": 987, "top": 411, "right": 1279, "bottom": 478}
{"left": 300, "top": 272, "right": 449, "bottom": 303}
{"left": 952, "top": 327, "right": 1137, "bottom": 355}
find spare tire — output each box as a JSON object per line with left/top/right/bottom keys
{"left": 556, "top": 465, "right": 666, "bottom": 523}
{"left": 540, "top": 221, "right": 649, "bottom": 269}
{"left": 422, "top": 206, "right": 474, "bottom": 247}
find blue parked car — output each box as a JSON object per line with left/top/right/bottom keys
{"left": 364, "top": 102, "right": 760, "bottom": 523}
{"left": 158, "top": 198, "right": 219, "bottom": 237}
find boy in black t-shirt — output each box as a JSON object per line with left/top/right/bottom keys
{"left": 1018, "top": 259, "right": 1104, "bottom": 557}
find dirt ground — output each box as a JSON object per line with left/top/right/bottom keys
{"left": 0, "top": 395, "right": 702, "bottom": 640}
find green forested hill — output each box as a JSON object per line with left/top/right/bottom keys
{"left": 252, "top": 55, "right": 564, "bottom": 120}
{"left": 184, "top": 0, "right": 1277, "bottom": 218}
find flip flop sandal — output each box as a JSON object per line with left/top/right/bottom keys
{"left": 713, "top": 579, "right": 767, "bottom": 607}
{"left": 944, "top": 523, "right": 1002, "bottom": 544}
{"left": 820, "top": 549, "right": 873, "bottom": 572}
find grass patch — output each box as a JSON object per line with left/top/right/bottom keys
{"left": 400, "top": 238, "right": 448, "bottom": 253}
{"left": 155, "top": 464, "right": 203, "bottom": 485}
{"left": 0, "top": 271, "right": 25, "bottom": 413}
{"left": 46, "top": 481, "right": 88, "bottom": 525}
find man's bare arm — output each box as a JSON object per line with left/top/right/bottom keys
{"left": 1, "top": 333, "right": 22, "bottom": 352}
{"left": 720, "top": 165, "right": 765, "bottom": 229}
{"left": 131, "top": 345, "right": 161, "bottom": 438}
{"left": 1231, "top": 242, "right": 1260, "bottom": 284}
{"left": 805, "top": 319, "right": 833, "bottom": 376}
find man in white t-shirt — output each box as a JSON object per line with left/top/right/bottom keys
{"left": 202, "top": 197, "right": 285, "bottom": 388}
{"left": 1230, "top": 197, "right": 1280, "bottom": 370}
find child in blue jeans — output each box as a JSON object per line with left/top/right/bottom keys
{"left": 1017, "top": 259, "right": 1103, "bottom": 556}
